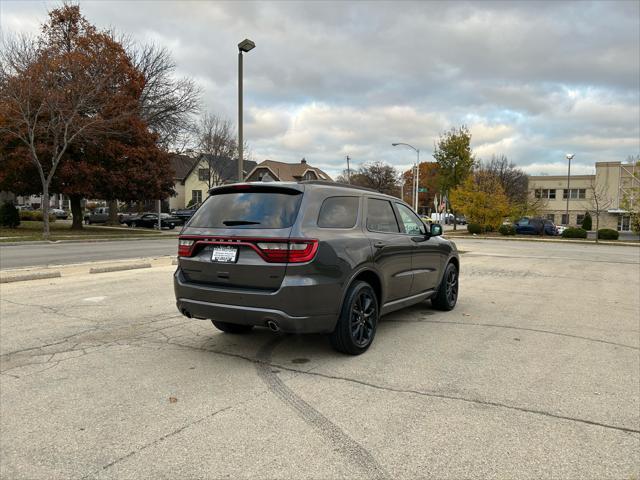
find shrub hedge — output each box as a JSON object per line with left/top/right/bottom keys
{"left": 19, "top": 210, "right": 56, "bottom": 222}
{"left": 561, "top": 227, "right": 587, "bottom": 239}
{"left": 0, "top": 202, "right": 20, "bottom": 228}
{"left": 467, "top": 223, "right": 482, "bottom": 234}
{"left": 498, "top": 224, "right": 516, "bottom": 236}
{"left": 597, "top": 228, "right": 619, "bottom": 240}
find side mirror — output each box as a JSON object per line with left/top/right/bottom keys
{"left": 430, "top": 223, "right": 443, "bottom": 236}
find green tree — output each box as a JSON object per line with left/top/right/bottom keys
{"left": 581, "top": 211, "right": 592, "bottom": 230}
{"left": 450, "top": 171, "right": 510, "bottom": 232}
{"left": 433, "top": 126, "right": 475, "bottom": 229}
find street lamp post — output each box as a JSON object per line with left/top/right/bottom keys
{"left": 565, "top": 153, "right": 575, "bottom": 225}
{"left": 237, "top": 38, "right": 255, "bottom": 183}
{"left": 392, "top": 142, "right": 420, "bottom": 212}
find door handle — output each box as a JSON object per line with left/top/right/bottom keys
{"left": 373, "top": 241, "right": 386, "bottom": 249}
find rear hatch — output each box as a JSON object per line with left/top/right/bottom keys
{"left": 177, "top": 184, "right": 314, "bottom": 290}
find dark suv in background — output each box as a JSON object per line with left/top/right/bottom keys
{"left": 174, "top": 181, "right": 460, "bottom": 354}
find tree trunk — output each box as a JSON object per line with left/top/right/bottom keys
{"left": 70, "top": 195, "right": 83, "bottom": 230}
{"left": 42, "top": 183, "right": 50, "bottom": 240}
{"left": 136, "top": 200, "right": 144, "bottom": 214}
{"left": 107, "top": 199, "right": 119, "bottom": 225}
{"left": 595, "top": 214, "right": 599, "bottom": 243}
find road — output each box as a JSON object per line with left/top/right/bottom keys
{"left": 1, "top": 240, "right": 639, "bottom": 479}
{"left": 0, "top": 238, "right": 177, "bottom": 269}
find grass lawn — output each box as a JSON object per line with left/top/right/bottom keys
{"left": 0, "top": 221, "right": 168, "bottom": 242}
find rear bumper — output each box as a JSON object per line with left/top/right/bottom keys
{"left": 173, "top": 269, "right": 338, "bottom": 334}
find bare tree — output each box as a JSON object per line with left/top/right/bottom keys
{"left": 478, "top": 155, "right": 529, "bottom": 205}
{"left": 589, "top": 177, "right": 613, "bottom": 243}
{"left": 195, "top": 113, "right": 239, "bottom": 190}
{"left": 342, "top": 161, "right": 400, "bottom": 196}
{"left": 128, "top": 42, "right": 201, "bottom": 150}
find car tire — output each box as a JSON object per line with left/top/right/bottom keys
{"left": 211, "top": 320, "right": 254, "bottom": 334}
{"left": 431, "top": 262, "right": 458, "bottom": 311}
{"left": 169, "top": 224, "right": 175, "bottom": 230}
{"left": 330, "top": 281, "right": 378, "bottom": 355}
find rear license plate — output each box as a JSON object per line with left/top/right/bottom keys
{"left": 211, "top": 246, "right": 238, "bottom": 263}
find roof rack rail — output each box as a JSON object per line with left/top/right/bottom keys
{"left": 298, "top": 180, "right": 379, "bottom": 193}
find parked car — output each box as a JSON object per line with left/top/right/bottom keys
{"left": 174, "top": 204, "right": 200, "bottom": 223}
{"left": 125, "top": 213, "right": 180, "bottom": 229}
{"left": 514, "top": 217, "right": 558, "bottom": 236}
{"left": 15, "top": 205, "right": 33, "bottom": 211}
{"left": 50, "top": 208, "right": 69, "bottom": 220}
{"left": 174, "top": 181, "right": 460, "bottom": 355}
{"left": 556, "top": 225, "right": 567, "bottom": 235}
{"left": 84, "top": 207, "right": 126, "bottom": 224}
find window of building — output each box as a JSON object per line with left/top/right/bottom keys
{"left": 562, "top": 188, "right": 586, "bottom": 199}
{"left": 546, "top": 214, "right": 555, "bottom": 222}
{"left": 303, "top": 171, "right": 317, "bottom": 181}
{"left": 366, "top": 198, "right": 400, "bottom": 233}
{"left": 198, "top": 169, "right": 210, "bottom": 181}
{"left": 317, "top": 197, "right": 359, "bottom": 228}
{"left": 534, "top": 189, "right": 556, "bottom": 199}
{"left": 191, "top": 190, "right": 202, "bottom": 204}
{"left": 576, "top": 214, "right": 585, "bottom": 225}
{"left": 618, "top": 215, "right": 631, "bottom": 232}
{"left": 561, "top": 213, "right": 569, "bottom": 225}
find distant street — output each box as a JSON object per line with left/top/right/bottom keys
{"left": 0, "top": 238, "right": 177, "bottom": 270}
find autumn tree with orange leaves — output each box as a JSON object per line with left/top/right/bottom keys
{"left": 0, "top": 5, "right": 192, "bottom": 235}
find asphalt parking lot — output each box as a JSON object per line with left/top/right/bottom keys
{"left": 1, "top": 239, "right": 638, "bottom": 479}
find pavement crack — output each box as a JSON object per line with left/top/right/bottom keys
{"left": 255, "top": 336, "right": 391, "bottom": 480}
{"left": 383, "top": 318, "right": 639, "bottom": 350}
{"left": 160, "top": 339, "right": 640, "bottom": 437}
{"left": 97, "top": 405, "right": 232, "bottom": 474}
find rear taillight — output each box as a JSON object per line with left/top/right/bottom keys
{"left": 178, "top": 239, "right": 194, "bottom": 257}
{"left": 256, "top": 240, "right": 318, "bottom": 263}
{"left": 176, "top": 237, "right": 318, "bottom": 263}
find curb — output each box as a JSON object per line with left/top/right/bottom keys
{"left": 0, "top": 271, "right": 62, "bottom": 283}
{"left": 0, "top": 256, "right": 176, "bottom": 284}
{"left": 444, "top": 235, "right": 640, "bottom": 247}
{"left": 89, "top": 263, "right": 152, "bottom": 274}
{"left": 0, "top": 236, "right": 177, "bottom": 246}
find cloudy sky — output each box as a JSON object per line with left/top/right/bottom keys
{"left": 2, "top": 0, "right": 639, "bottom": 177}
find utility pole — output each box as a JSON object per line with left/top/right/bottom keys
{"left": 565, "top": 153, "right": 575, "bottom": 225}
{"left": 346, "top": 155, "right": 351, "bottom": 184}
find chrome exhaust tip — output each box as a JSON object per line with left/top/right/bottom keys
{"left": 266, "top": 320, "right": 280, "bottom": 332}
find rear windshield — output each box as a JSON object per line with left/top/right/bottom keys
{"left": 188, "top": 188, "right": 303, "bottom": 229}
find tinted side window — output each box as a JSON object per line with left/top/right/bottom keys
{"left": 396, "top": 203, "right": 426, "bottom": 235}
{"left": 366, "top": 198, "right": 399, "bottom": 233}
{"left": 318, "top": 196, "right": 359, "bottom": 228}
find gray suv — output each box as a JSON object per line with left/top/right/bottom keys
{"left": 174, "top": 181, "right": 459, "bottom": 354}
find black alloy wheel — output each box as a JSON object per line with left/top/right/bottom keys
{"left": 330, "top": 281, "right": 379, "bottom": 355}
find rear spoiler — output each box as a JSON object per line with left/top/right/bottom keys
{"left": 208, "top": 183, "right": 304, "bottom": 195}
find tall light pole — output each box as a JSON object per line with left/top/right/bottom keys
{"left": 237, "top": 38, "right": 255, "bottom": 183}
{"left": 565, "top": 153, "right": 574, "bottom": 225}
{"left": 392, "top": 143, "right": 420, "bottom": 212}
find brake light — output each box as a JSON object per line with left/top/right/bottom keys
{"left": 256, "top": 240, "right": 318, "bottom": 263}
{"left": 178, "top": 239, "right": 194, "bottom": 257}
{"left": 176, "top": 236, "right": 318, "bottom": 263}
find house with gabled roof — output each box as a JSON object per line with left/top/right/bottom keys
{"left": 245, "top": 158, "right": 333, "bottom": 183}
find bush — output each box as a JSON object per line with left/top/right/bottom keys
{"left": 19, "top": 210, "right": 56, "bottom": 222}
{"left": 467, "top": 223, "right": 482, "bottom": 234}
{"left": 498, "top": 224, "right": 516, "bottom": 236}
{"left": 0, "top": 202, "right": 20, "bottom": 228}
{"left": 597, "top": 228, "right": 619, "bottom": 240}
{"left": 562, "top": 227, "right": 587, "bottom": 239}
{"left": 581, "top": 212, "right": 592, "bottom": 230}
